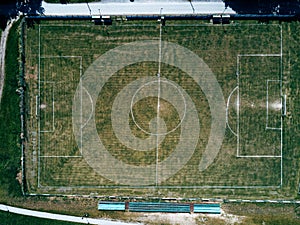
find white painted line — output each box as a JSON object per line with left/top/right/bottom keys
{"left": 266, "top": 80, "right": 281, "bottom": 130}
{"left": 52, "top": 84, "right": 55, "bottom": 131}
{"left": 31, "top": 185, "right": 281, "bottom": 189}
{"left": 226, "top": 86, "right": 238, "bottom": 137}
{"left": 37, "top": 50, "right": 84, "bottom": 178}
{"left": 236, "top": 56, "right": 240, "bottom": 157}
{"left": 40, "top": 55, "right": 82, "bottom": 59}
{"left": 282, "top": 94, "right": 287, "bottom": 116}
{"left": 35, "top": 95, "right": 39, "bottom": 117}
{"left": 236, "top": 53, "right": 282, "bottom": 162}
{"left": 80, "top": 56, "right": 83, "bottom": 155}
{"left": 38, "top": 24, "right": 41, "bottom": 188}
{"left": 280, "top": 24, "right": 283, "bottom": 187}
{"left": 39, "top": 156, "right": 82, "bottom": 158}
{"left": 269, "top": 200, "right": 278, "bottom": 203}
{"left": 40, "top": 81, "right": 55, "bottom": 133}
{"left": 238, "top": 54, "right": 281, "bottom": 57}
{"left": 155, "top": 21, "right": 163, "bottom": 186}
{"left": 35, "top": 23, "right": 285, "bottom": 191}
{"left": 237, "top": 155, "right": 281, "bottom": 158}
{"left": 266, "top": 80, "right": 269, "bottom": 128}
{"left": 266, "top": 127, "right": 282, "bottom": 131}
{"left": 166, "top": 23, "right": 282, "bottom": 28}
{"left": 80, "top": 86, "right": 93, "bottom": 129}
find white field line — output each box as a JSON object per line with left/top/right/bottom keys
{"left": 236, "top": 55, "right": 282, "bottom": 160}
{"left": 282, "top": 94, "right": 287, "bottom": 116}
{"left": 226, "top": 86, "right": 238, "bottom": 137}
{"left": 40, "top": 55, "right": 82, "bottom": 153}
{"left": 267, "top": 80, "right": 282, "bottom": 82}
{"left": 37, "top": 53, "right": 83, "bottom": 187}
{"left": 38, "top": 24, "right": 41, "bottom": 188}
{"left": 35, "top": 95, "right": 39, "bottom": 117}
{"left": 39, "top": 156, "right": 82, "bottom": 158}
{"left": 165, "top": 23, "right": 282, "bottom": 28}
{"left": 266, "top": 80, "right": 281, "bottom": 130}
{"left": 237, "top": 155, "right": 281, "bottom": 158}
{"left": 265, "top": 127, "right": 282, "bottom": 130}
{"left": 40, "top": 24, "right": 94, "bottom": 27}
{"left": 266, "top": 80, "right": 269, "bottom": 128}
{"left": 40, "top": 55, "right": 82, "bottom": 58}
{"left": 155, "top": 22, "right": 163, "bottom": 186}
{"left": 238, "top": 54, "right": 281, "bottom": 57}
{"left": 36, "top": 23, "right": 285, "bottom": 191}
{"left": 236, "top": 55, "right": 240, "bottom": 157}
{"left": 39, "top": 23, "right": 282, "bottom": 28}
{"left": 53, "top": 82, "right": 55, "bottom": 131}
{"left": 80, "top": 86, "right": 93, "bottom": 129}
{"left": 41, "top": 24, "right": 157, "bottom": 28}
{"left": 158, "top": 185, "right": 281, "bottom": 189}
{"left": 155, "top": 77, "right": 160, "bottom": 186}
{"left": 31, "top": 185, "right": 281, "bottom": 189}
{"left": 40, "top": 81, "right": 55, "bottom": 133}
{"left": 280, "top": 25, "right": 283, "bottom": 186}
{"left": 80, "top": 56, "right": 83, "bottom": 155}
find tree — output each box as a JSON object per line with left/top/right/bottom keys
{"left": 0, "top": 0, "right": 43, "bottom": 30}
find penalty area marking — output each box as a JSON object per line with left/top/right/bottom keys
{"left": 37, "top": 53, "right": 83, "bottom": 183}
{"left": 235, "top": 54, "right": 282, "bottom": 173}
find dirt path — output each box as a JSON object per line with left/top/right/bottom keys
{"left": 0, "top": 19, "right": 16, "bottom": 105}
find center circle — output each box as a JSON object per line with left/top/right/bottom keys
{"left": 130, "top": 79, "right": 186, "bottom": 136}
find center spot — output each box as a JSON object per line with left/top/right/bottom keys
{"left": 131, "top": 97, "right": 177, "bottom": 135}
{"left": 130, "top": 79, "right": 186, "bottom": 136}
{"left": 149, "top": 116, "right": 167, "bottom": 135}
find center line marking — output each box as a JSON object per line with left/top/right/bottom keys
{"left": 156, "top": 22, "right": 163, "bottom": 186}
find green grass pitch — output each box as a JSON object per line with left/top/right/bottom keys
{"left": 23, "top": 19, "right": 299, "bottom": 198}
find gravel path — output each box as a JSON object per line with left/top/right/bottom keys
{"left": 0, "top": 20, "right": 13, "bottom": 104}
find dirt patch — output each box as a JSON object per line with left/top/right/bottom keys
{"left": 137, "top": 210, "right": 244, "bottom": 225}
{"left": 138, "top": 213, "right": 199, "bottom": 225}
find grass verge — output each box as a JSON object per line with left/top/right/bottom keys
{"left": 0, "top": 210, "right": 82, "bottom": 225}
{"left": 0, "top": 20, "right": 22, "bottom": 200}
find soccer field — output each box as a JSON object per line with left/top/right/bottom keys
{"left": 23, "top": 19, "right": 298, "bottom": 197}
